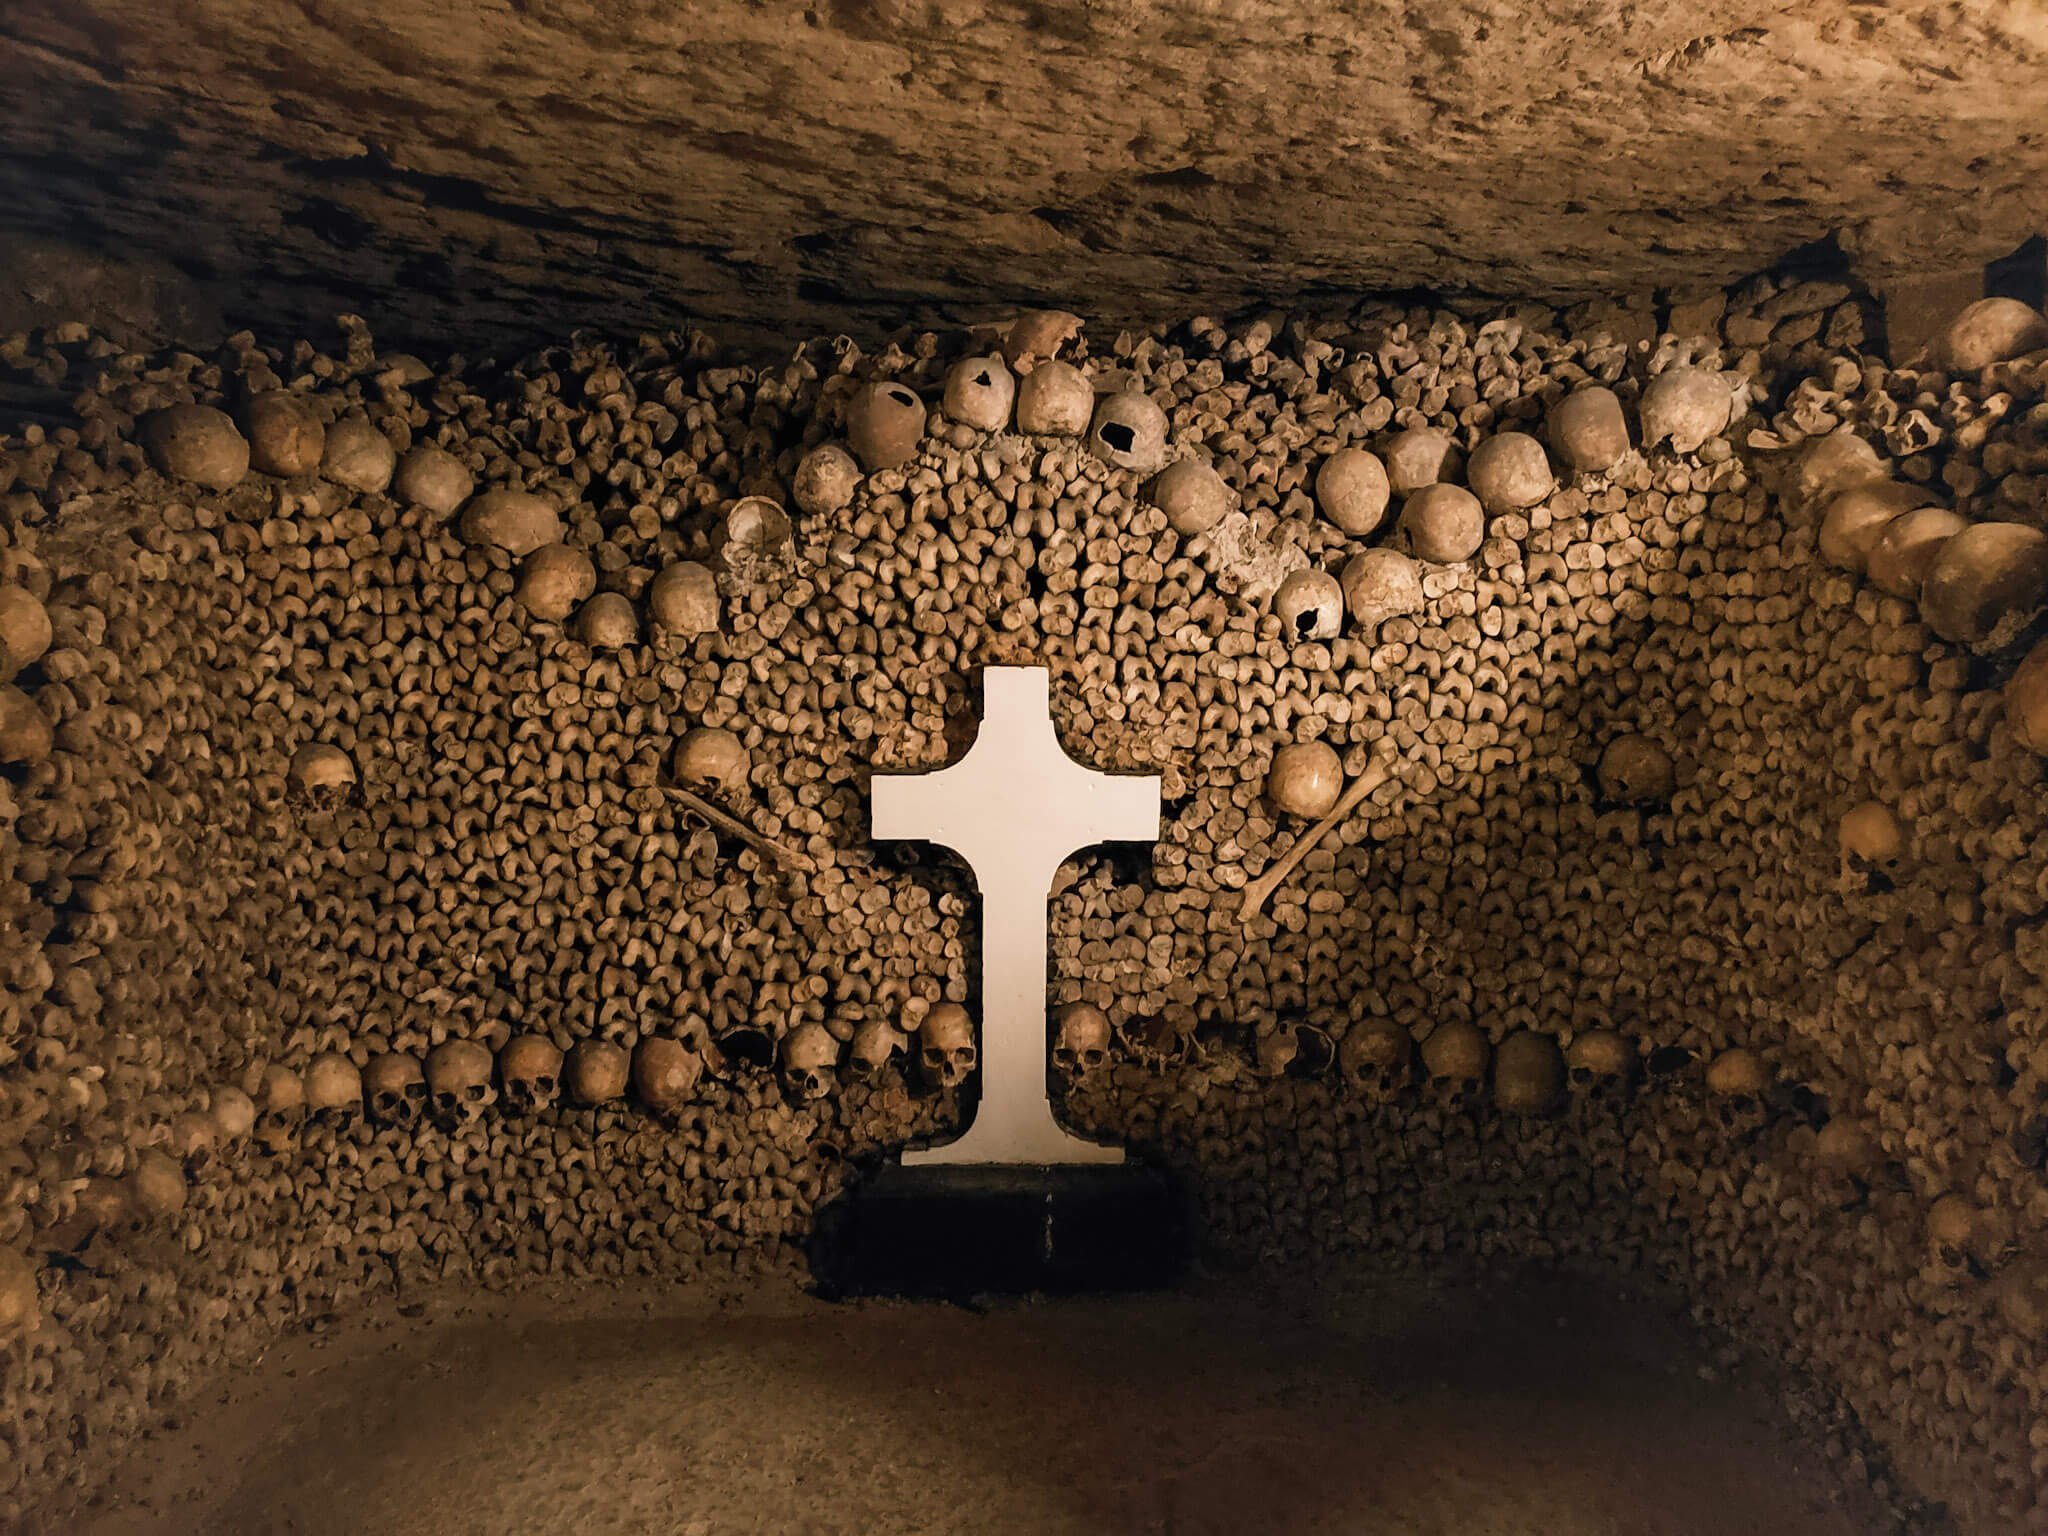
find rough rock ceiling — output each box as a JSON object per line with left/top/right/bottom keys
{"left": 1, "top": 0, "right": 2045, "bottom": 355}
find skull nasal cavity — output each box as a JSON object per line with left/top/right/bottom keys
{"left": 1100, "top": 423, "right": 1136, "bottom": 452}
{"left": 974, "top": 370, "right": 992, "bottom": 387}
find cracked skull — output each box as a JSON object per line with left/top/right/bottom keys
{"left": 847, "top": 1019, "right": 908, "bottom": 1084}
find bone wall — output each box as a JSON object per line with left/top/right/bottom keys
{"left": 2, "top": 281, "right": 2047, "bottom": 1531}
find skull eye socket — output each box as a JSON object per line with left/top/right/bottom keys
{"left": 465, "top": 1083, "right": 487, "bottom": 1101}
{"left": 536, "top": 1075, "right": 555, "bottom": 1092}
{"left": 959, "top": 1047, "right": 977, "bottom": 1068}
{"left": 404, "top": 1082, "right": 426, "bottom": 1099}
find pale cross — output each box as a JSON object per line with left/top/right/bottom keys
{"left": 871, "top": 666, "right": 1161, "bottom": 1165}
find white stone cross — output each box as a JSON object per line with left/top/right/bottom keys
{"left": 871, "top": 666, "right": 1161, "bottom": 1165}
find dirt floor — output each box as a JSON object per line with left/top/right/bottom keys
{"left": 50, "top": 1272, "right": 1894, "bottom": 1536}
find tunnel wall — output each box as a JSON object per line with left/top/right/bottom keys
{"left": 1, "top": 278, "right": 2045, "bottom": 1530}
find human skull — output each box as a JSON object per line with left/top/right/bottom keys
{"left": 304, "top": 1052, "right": 364, "bottom": 1131}
{"left": 287, "top": 744, "right": 355, "bottom": 808}
{"left": 514, "top": 542, "right": 597, "bottom": 622}
{"left": 423, "top": 1040, "right": 496, "bottom": 1129}
{"left": 1704, "top": 1046, "right": 1770, "bottom": 1125}
{"left": 1839, "top": 800, "right": 1905, "bottom": 887}
{"left": 1015, "top": 361, "right": 1095, "bottom": 436}
{"left": 1547, "top": 386, "right": 1631, "bottom": 473}
{"left": 1399, "top": 483, "right": 1485, "bottom": 564}
{"left": 780, "top": 1022, "right": 841, "bottom": 1101}
{"left": 1939, "top": 296, "right": 2048, "bottom": 371}
{"left": 1338, "top": 1017, "right": 1412, "bottom": 1101}
{"left": 498, "top": 1034, "right": 564, "bottom": 1113}
{"left": 1149, "top": 458, "right": 1233, "bottom": 537}
{"left": 207, "top": 1084, "right": 256, "bottom": 1144}
{"left": 565, "top": 1040, "right": 630, "bottom": 1107}
{"left": 1052, "top": 1003, "right": 1112, "bottom": 1079}
{"left": 1638, "top": 365, "right": 1733, "bottom": 454}
{"left": 125, "top": 1150, "right": 188, "bottom": 1222}
{"left": 1926, "top": 1194, "right": 1995, "bottom": 1279}
{"left": 1565, "top": 1030, "right": 1637, "bottom": 1093}
{"left": 1383, "top": 426, "right": 1456, "bottom": 493}
{"left": 647, "top": 560, "right": 721, "bottom": 637}
{"left": 362, "top": 1052, "right": 426, "bottom": 1127}
{"left": 1493, "top": 1031, "right": 1565, "bottom": 1115}
{"left": 1089, "top": 391, "right": 1170, "bottom": 474}
{"left": 572, "top": 592, "right": 639, "bottom": 649}
{"left": 941, "top": 354, "right": 1016, "bottom": 433}
{"left": 251, "top": 1065, "right": 305, "bottom": 1155}
{"left": 1273, "top": 569, "right": 1344, "bottom": 643}
{"left": 673, "top": 727, "right": 750, "bottom": 798}
{"left": 1314, "top": 448, "right": 1390, "bottom": 536}
{"left": 846, "top": 380, "right": 927, "bottom": 470}
{"left": 1465, "top": 431, "right": 1554, "bottom": 513}
{"left": 1339, "top": 548, "right": 1424, "bottom": 634}
{"left": 1420, "top": 1021, "right": 1489, "bottom": 1101}
{"left": 919, "top": 1003, "right": 977, "bottom": 1089}
{"left": 632, "top": 1035, "right": 703, "bottom": 1117}
{"left": 792, "top": 443, "right": 863, "bottom": 517}
{"left": 1003, "top": 309, "right": 1084, "bottom": 370}
{"left": 1814, "top": 1117, "right": 1879, "bottom": 1196}
{"left": 76, "top": 1177, "right": 143, "bottom": 1243}
{"left": 166, "top": 1111, "right": 218, "bottom": 1172}
{"left": 847, "top": 1019, "right": 908, "bottom": 1084}
{"left": 1266, "top": 741, "right": 1343, "bottom": 820}
{"left": 715, "top": 496, "right": 796, "bottom": 582}
{"left": 1597, "top": 735, "right": 1674, "bottom": 806}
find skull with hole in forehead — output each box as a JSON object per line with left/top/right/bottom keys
{"left": 780, "top": 1022, "right": 841, "bottom": 1102}
{"left": 1339, "top": 1017, "right": 1412, "bottom": 1101}
{"left": 846, "top": 1019, "right": 907, "bottom": 1084}
{"left": 919, "top": 1003, "right": 977, "bottom": 1089}
{"left": 1052, "top": 1003, "right": 1112, "bottom": 1080}
{"left": 498, "top": 1034, "right": 563, "bottom": 1114}
{"left": 363, "top": 1052, "right": 426, "bottom": 1126}
{"left": 304, "top": 1052, "right": 363, "bottom": 1131}
{"left": 424, "top": 1040, "right": 496, "bottom": 1129}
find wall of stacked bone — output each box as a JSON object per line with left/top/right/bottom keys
{"left": 2, "top": 279, "right": 2047, "bottom": 1529}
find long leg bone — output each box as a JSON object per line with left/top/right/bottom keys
{"left": 1238, "top": 740, "right": 1398, "bottom": 921}
{"left": 662, "top": 783, "right": 818, "bottom": 873}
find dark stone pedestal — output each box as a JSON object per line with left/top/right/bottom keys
{"left": 809, "top": 1162, "right": 1187, "bottom": 1300}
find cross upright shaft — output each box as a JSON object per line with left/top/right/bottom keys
{"left": 870, "top": 667, "right": 1161, "bottom": 1165}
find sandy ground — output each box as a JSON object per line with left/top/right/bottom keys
{"left": 50, "top": 1272, "right": 1892, "bottom": 1536}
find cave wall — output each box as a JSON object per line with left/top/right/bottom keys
{"left": 2, "top": 278, "right": 2048, "bottom": 1531}
{"left": 3, "top": 1, "right": 2048, "bottom": 353}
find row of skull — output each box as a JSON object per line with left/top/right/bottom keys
{"left": 162, "top": 1009, "right": 1794, "bottom": 1166}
